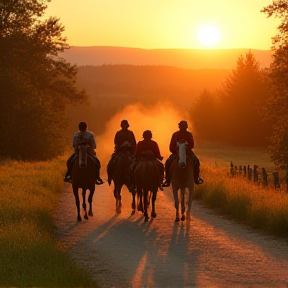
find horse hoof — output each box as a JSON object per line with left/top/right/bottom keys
{"left": 175, "top": 217, "right": 180, "bottom": 222}
{"left": 77, "top": 216, "right": 82, "bottom": 222}
{"left": 151, "top": 213, "right": 156, "bottom": 218}
{"left": 88, "top": 211, "right": 93, "bottom": 216}
{"left": 145, "top": 217, "right": 149, "bottom": 222}
{"left": 84, "top": 215, "right": 88, "bottom": 220}
{"left": 181, "top": 215, "right": 185, "bottom": 221}
{"left": 131, "top": 210, "right": 135, "bottom": 215}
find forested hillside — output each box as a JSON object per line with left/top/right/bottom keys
{"left": 65, "top": 65, "right": 230, "bottom": 136}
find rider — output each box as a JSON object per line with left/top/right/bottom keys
{"left": 64, "top": 121, "right": 104, "bottom": 185}
{"left": 162, "top": 120, "right": 204, "bottom": 187}
{"left": 107, "top": 120, "right": 137, "bottom": 185}
{"left": 129, "top": 130, "right": 164, "bottom": 191}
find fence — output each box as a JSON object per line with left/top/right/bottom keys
{"left": 230, "top": 162, "right": 288, "bottom": 192}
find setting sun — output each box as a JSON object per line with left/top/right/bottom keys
{"left": 197, "top": 24, "right": 221, "bottom": 47}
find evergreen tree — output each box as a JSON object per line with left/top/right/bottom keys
{"left": 189, "top": 89, "right": 222, "bottom": 142}
{"left": 0, "top": 0, "right": 86, "bottom": 160}
{"left": 220, "top": 51, "right": 272, "bottom": 146}
{"left": 262, "top": 1, "right": 288, "bottom": 169}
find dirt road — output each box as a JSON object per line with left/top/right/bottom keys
{"left": 54, "top": 182, "right": 288, "bottom": 288}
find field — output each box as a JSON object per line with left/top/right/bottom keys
{"left": 194, "top": 143, "right": 288, "bottom": 238}
{"left": 0, "top": 156, "right": 98, "bottom": 287}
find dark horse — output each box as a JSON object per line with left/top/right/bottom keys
{"left": 109, "top": 142, "right": 135, "bottom": 214}
{"left": 72, "top": 143, "right": 96, "bottom": 221}
{"left": 134, "top": 151, "right": 163, "bottom": 222}
{"left": 171, "top": 141, "right": 195, "bottom": 222}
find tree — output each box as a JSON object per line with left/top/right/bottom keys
{"left": 261, "top": 1, "right": 288, "bottom": 168}
{"left": 189, "top": 89, "right": 222, "bottom": 142}
{"left": 0, "top": 0, "right": 86, "bottom": 160}
{"left": 219, "top": 51, "right": 272, "bottom": 146}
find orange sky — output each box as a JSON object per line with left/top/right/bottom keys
{"left": 45, "top": 0, "right": 279, "bottom": 50}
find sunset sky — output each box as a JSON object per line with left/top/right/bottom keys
{"left": 45, "top": 0, "right": 279, "bottom": 50}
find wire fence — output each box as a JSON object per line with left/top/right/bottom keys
{"left": 229, "top": 162, "right": 288, "bottom": 192}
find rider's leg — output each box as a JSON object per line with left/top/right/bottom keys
{"left": 128, "top": 160, "right": 138, "bottom": 193}
{"left": 95, "top": 157, "right": 104, "bottom": 185}
{"left": 190, "top": 151, "right": 204, "bottom": 185}
{"left": 107, "top": 154, "right": 115, "bottom": 185}
{"left": 64, "top": 153, "right": 75, "bottom": 182}
{"left": 162, "top": 155, "right": 174, "bottom": 187}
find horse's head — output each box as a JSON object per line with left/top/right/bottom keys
{"left": 78, "top": 144, "right": 88, "bottom": 168}
{"left": 177, "top": 141, "right": 187, "bottom": 168}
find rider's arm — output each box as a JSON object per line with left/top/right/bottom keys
{"left": 187, "top": 132, "right": 194, "bottom": 150}
{"left": 169, "top": 132, "right": 178, "bottom": 154}
{"left": 90, "top": 132, "right": 97, "bottom": 149}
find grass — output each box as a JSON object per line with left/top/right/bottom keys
{"left": 194, "top": 143, "right": 288, "bottom": 239}
{"left": 0, "top": 157, "right": 98, "bottom": 287}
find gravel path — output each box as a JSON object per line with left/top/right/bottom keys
{"left": 54, "top": 182, "right": 288, "bottom": 288}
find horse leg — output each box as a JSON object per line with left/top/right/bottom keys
{"left": 151, "top": 191, "right": 157, "bottom": 219}
{"left": 131, "top": 190, "right": 136, "bottom": 215}
{"left": 143, "top": 190, "right": 149, "bottom": 222}
{"left": 86, "top": 188, "right": 94, "bottom": 217}
{"left": 181, "top": 188, "right": 186, "bottom": 221}
{"left": 82, "top": 189, "right": 88, "bottom": 220}
{"left": 173, "top": 189, "right": 180, "bottom": 222}
{"left": 73, "top": 187, "right": 81, "bottom": 222}
{"left": 114, "top": 186, "right": 122, "bottom": 214}
{"left": 137, "top": 188, "right": 143, "bottom": 213}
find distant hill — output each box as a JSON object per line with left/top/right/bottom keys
{"left": 60, "top": 46, "right": 272, "bottom": 69}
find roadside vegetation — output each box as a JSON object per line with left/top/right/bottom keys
{"left": 194, "top": 144, "right": 288, "bottom": 239}
{"left": 0, "top": 157, "right": 97, "bottom": 287}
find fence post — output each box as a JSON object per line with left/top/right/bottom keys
{"left": 262, "top": 168, "right": 268, "bottom": 186}
{"left": 253, "top": 165, "right": 258, "bottom": 183}
{"left": 230, "top": 162, "right": 234, "bottom": 177}
{"left": 273, "top": 172, "right": 280, "bottom": 189}
{"left": 248, "top": 165, "right": 252, "bottom": 181}
{"left": 286, "top": 170, "right": 288, "bottom": 192}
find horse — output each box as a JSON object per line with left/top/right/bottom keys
{"left": 72, "top": 143, "right": 96, "bottom": 222}
{"left": 110, "top": 143, "right": 135, "bottom": 214}
{"left": 171, "top": 141, "right": 195, "bottom": 222}
{"left": 134, "top": 151, "right": 163, "bottom": 222}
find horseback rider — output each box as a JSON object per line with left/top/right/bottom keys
{"left": 162, "top": 120, "right": 204, "bottom": 187}
{"left": 64, "top": 121, "right": 104, "bottom": 185}
{"left": 107, "top": 120, "right": 137, "bottom": 185}
{"left": 129, "top": 130, "right": 164, "bottom": 191}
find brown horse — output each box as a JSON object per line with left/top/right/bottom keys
{"left": 72, "top": 143, "right": 96, "bottom": 221}
{"left": 134, "top": 152, "right": 163, "bottom": 222}
{"left": 110, "top": 145, "right": 135, "bottom": 214}
{"left": 171, "top": 141, "right": 194, "bottom": 222}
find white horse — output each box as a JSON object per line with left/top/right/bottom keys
{"left": 171, "top": 141, "right": 195, "bottom": 222}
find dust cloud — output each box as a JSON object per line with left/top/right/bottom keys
{"left": 95, "top": 102, "right": 193, "bottom": 176}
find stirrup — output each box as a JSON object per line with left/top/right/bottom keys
{"left": 195, "top": 177, "right": 204, "bottom": 185}
{"left": 96, "top": 178, "right": 104, "bottom": 185}
{"left": 64, "top": 176, "right": 72, "bottom": 183}
{"left": 162, "top": 182, "right": 170, "bottom": 187}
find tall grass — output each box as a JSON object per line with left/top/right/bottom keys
{"left": 0, "top": 157, "right": 97, "bottom": 287}
{"left": 194, "top": 163, "right": 288, "bottom": 239}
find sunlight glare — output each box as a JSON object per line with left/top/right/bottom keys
{"left": 197, "top": 24, "right": 221, "bottom": 47}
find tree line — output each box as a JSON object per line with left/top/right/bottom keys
{"left": 1, "top": 0, "right": 288, "bottom": 171}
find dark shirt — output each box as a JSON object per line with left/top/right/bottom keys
{"left": 135, "top": 139, "right": 162, "bottom": 160}
{"left": 114, "top": 129, "right": 136, "bottom": 154}
{"left": 169, "top": 130, "right": 194, "bottom": 154}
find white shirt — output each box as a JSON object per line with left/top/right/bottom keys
{"left": 72, "top": 130, "right": 96, "bottom": 152}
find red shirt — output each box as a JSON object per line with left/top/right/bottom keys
{"left": 135, "top": 139, "right": 161, "bottom": 160}
{"left": 169, "top": 130, "right": 194, "bottom": 154}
